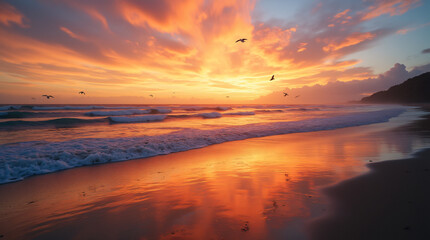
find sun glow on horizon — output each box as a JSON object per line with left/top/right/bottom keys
{"left": 0, "top": 0, "right": 429, "bottom": 104}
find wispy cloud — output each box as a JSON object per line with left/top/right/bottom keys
{"left": 0, "top": 2, "right": 27, "bottom": 27}
{"left": 396, "top": 21, "right": 430, "bottom": 34}
{"left": 359, "top": 0, "right": 420, "bottom": 20}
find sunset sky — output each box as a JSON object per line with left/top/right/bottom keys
{"left": 0, "top": 0, "right": 429, "bottom": 104}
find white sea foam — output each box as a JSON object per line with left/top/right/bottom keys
{"left": 85, "top": 109, "right": 151, "bottom": 116}
{"left": 199, "top": 112, "right": 222, "bottom": 118}
{"left": 0, "top": 108, "right": 405, "bottom": 184}
{"left": 109, "top": 115, "right": 167, "bottom": 123}
{"left": 224, "top": 111, "right": 255, "bottom": 116}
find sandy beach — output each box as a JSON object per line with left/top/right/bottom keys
{"left": 0, "top": 107, "right": 429, "bottom": 239}
{"left": 309, "top": 148, "right": 430, "bottom": 240}
{"left": 309, "top": 107, "right": 430, "bottom": 240}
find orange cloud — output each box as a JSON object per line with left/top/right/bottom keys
{"left": 328, "top": 8, "right": 353, "bottom": 26}
{"left": 120, "top": 0, "right": 204, "bottom": 34}
{"left": 333, "top": 9, "right": 350, "bottom": 19}
{"left": 60, "top": 27, "right": 88, "bottom": 42}
{"left": 84, "top": 8, "right": 110, "bottom": 31}
{"left": 361, "top": 0, "right": 419, "bottom": 20}
{"left": 253, "top": 24, "right": 296, "bottom": 54}
{"left": 396, "top": 28, "right": 410, "bottom": 34}
{"left": 325, "top": 60, "right": 362, "bottom": 70}
{"left": 0, "top": 2, "right": 27, "bottom": 27}
{"left": 323, "top": 32, "right": 375, "bottom": 52}
{"left": 0, "top": 0, "right": 425, "bottom": 104}
{"left": 297, "top": 42, "right": 307, "bottom": 52}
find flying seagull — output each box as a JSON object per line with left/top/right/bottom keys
{"left": 226, "top": 96, "right": 230, "bottom": 98}
{"left": 79, "top": 91, "right": 85, "bottom": 95}
{"left": 270, "top": 75, "right": 275, "bottom": 81}
{"left": 283, "top": 92, "right": 288, "bottom": 97}
{"left": 42, "top": 95, "right": 54, "bottom": 99}
{"left": 235, "top": 38, "right": 247, "bottom": 43}
{"left": 149, "top": 94, "right": 154, "bottom": 98}
{"left": 295, "top": 95, "right": 300, "bottom": 98}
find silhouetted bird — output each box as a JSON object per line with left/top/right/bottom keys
{"left": 295, "top": 95, "right": 300, "bottom": 98}
{"left": 235, "top": 38, "right": 247, "bottom": 43}
{"left": 283, "top": 92, "right": 288, "bottom": 97}
{"left": 270, "top": 75, "right": 275, "bottom": 81}
{"left": 79, "top": 91, "right": 85, "bottom": 95}
{"left": 149, "top": 94, "right": 154, "bottom": 98}
{"left": 42, "top": 95, "right": 54, "bottom": 99}
{"left": 226, "top": 96, "right": 230, "bottom": 98}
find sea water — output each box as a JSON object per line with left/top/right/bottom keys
{"left": 0, "top": 104, "right": 407, "bottom": 184}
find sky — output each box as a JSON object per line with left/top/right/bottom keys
{"left": 0, "top": 0, "right": 429, "bottom": 104}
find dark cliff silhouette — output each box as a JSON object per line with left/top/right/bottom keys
{"left": 361, "top": 72, "right": 430, "bottom": 103}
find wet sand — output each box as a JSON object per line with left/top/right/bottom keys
{"left": 309, "top": 107, "right": 430, "bottom": 240}
{"left": 309, "top": 149, "right": 430, "bottom": 240}
{"left": 0, "top": 107, "right": 429, "bottom": 239}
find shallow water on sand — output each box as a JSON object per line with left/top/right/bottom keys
{"left": 0, "top": 108, "right": 429, "bottom": 239}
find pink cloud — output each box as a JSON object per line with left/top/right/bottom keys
{"left": 322, "top": 32, "right": 375, "bottom": 52}
{"left": 0, "top": 2, "right": 27, "bottom": 27}
{"left": 360, "top": 0, "right": 420, "bottom": 20}
{"left": 60, "top": 26, "right": 88, "bottom": 42}
{"left": 251, "top": 0, "right": 413, "bottom": 69}
{"left": 334, "top": 9, "right": 351, "bottom": 19}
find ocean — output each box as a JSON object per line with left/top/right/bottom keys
{"left": 0, "top": 104, "right": 408, "bottom": 184}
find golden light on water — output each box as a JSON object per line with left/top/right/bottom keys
{"left": 1, "top": 121, "right": 425, "bottom": 239}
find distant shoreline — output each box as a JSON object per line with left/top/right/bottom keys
{"left": 361, "top": 72, "right": 430, "bottom": 104}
